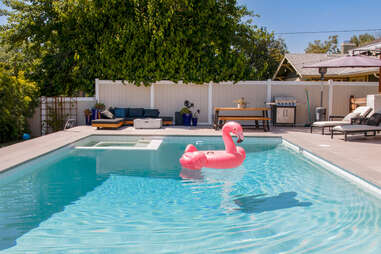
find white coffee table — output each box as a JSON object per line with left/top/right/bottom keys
{"left": 133, "top": 118, "right": 162, "bottom": 129}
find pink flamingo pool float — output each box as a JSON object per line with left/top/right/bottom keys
{"left": 179, "top": 121, "right": 246, "bottom": 170}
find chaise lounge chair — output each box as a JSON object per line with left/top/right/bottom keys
{"left": 310, "top": 106, "right": 372, "bottom": 135}
{"left": 331, "top": 112, "right": 381, "bottom": 141}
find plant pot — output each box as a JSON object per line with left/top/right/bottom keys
{"left": 237, "top": 103, "right": 246, "bottom": 109}
{"left": 175, "top": 112, "right": 183, "bottom": 125}
{"left": 192, "top": 117, "right": 198, "bottom": 126}
{"left": 91, "top": 109, "right": 98, "bottom": 120}
{"left": 182, "top": 113, "right": 192, "bottom": 126}
{"left": 85, "top": 115, "right": 91, "bottom": 125}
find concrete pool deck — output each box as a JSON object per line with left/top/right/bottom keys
{"left": 1, "top": 125, "right": 381, "bottom": 188}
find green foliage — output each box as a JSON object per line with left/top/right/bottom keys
{"left": 305, "top": 35, "right": 340, "bottom": 54}
{"left": 234, "top": 25, "right": 287, "bottom": 79}
{"left": 350, "top": 33, "right": 377, "bottom": 47}
{"left": 0, "top": 68, "right": 39, "bottom": 142}
{"left": 180, "top": 100, "right": 194, "bottom": 115}
{"left": 2, "top": 0, "right": 287, "bottom": 95}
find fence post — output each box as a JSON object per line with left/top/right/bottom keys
{"left": 328, "top": 80, "right": 333, "bottom": 117}
{"left": 150, "top": 83, "right": 155, "bottom": 109}
{"left": 208, "top": 82, "right": 213, "bottom": 125}
{"left": 95, "top": 78, "right": 99, "bottom": 103}
{"left": 266, "top": 79, "right": 272, "bottom": 103}
{"left": 41, "top": 96, "right": 46, "bottom": 136}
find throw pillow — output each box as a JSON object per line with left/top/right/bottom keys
{"left": 101, "top": 109, "right": 114, "bottom": 119}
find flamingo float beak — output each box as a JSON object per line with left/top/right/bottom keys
{"left": 237, "top": 132, "right": 244, "bottom": 143}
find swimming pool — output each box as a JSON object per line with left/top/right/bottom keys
{"left": 1, "top": 135, "right": 381, "bottom": 253}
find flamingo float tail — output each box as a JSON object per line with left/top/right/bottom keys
{"left": 184, "top": 144, "right": 198, "bottom": 153}
{"left": 179, "top": 146, "right": 207, "bottom": 170}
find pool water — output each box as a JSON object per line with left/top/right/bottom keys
{"left": 1, "top": 136, "right": 381, "bottom": 253}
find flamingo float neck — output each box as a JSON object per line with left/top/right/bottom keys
{"left": 222, "top": 126, "right": 237, "bottom": 154}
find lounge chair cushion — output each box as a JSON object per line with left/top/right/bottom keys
{"left": 91, "top": 118, "right": 124, "bottom": 124}
{"left": 128, "top": 108, "right": 144, "bottom": 117}
{"left": 333, "top": 124, "right": 381, "bottom": 132}
{"left": 144, "top": 109, "right": 160, "bottom": 118}
{"left": 365, "top": 113, "right": 381, "bottom": 126}
{"left": 342, "top": 111, "right": 361, "bottom": 121}
{"left": 114, "top": 107, "right": 128, "bottom": 118}
{"left": 342, "top": 106, "right": 371, "bottom": 121}
{"left": 312, "top": 120, "right": 351, "bottom": 127}
{"left": 354, "top": 106, "right": 372, "bottom": 118}
{"left": 100, "top": 109, "right": 114, "bottom": 119}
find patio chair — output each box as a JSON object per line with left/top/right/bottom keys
{"left": 331, "top": 112, "right": 381, "bottom": 141}
{"left": 310, "top": 106, "right": 372, "bottom": 135}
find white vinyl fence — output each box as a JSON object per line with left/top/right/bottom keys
{"left": 27, "top": 80, "right": 378, "bottom": 137}
{"left": 96, "top": 79, "right": 379, "bottom": 125}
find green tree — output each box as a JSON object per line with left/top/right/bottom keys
{"left": 305, "top": 35, "right": 340, "bottom": 54}
{"left": 1, "top": 0, "right": 286, "bottom": 95}
{"left": 0, "top": 69, "right": 38, "bottom": 142}
{"left": 234, "top": 25, "right": 287, "bottom": 79}
{"left": 350, "top": 33, "right": 376, "bottom": 47}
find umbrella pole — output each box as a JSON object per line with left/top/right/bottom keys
{"left": 378, "top": 67, "right": 381, "bottom": 93}
{"left": 379, "top": 54, "right": 381, "bottom": 93}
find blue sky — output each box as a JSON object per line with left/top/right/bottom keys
{"left": 1, "top": 1, "right": 380, "bottom": 53}
{"left": 239, "top": 0, "right": 381, "bottom": 52}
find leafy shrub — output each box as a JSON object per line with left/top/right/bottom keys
{"left": 0, "top": 69, "right": 38, "bottom": 143}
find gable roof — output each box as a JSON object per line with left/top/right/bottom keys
{"left": 352, "top": 38, "right": 381, "bottom": 52}
{"left": 273, "top": 53, "right": 378, "bottom": 79}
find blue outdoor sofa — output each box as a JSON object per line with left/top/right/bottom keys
{"left": 92, "top": 107, "right": 173, "bottom": 129}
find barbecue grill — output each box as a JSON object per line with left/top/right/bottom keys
{"left": 269, "top": 96, "right": 296, "bottom": 126}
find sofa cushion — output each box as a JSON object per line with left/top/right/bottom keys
{"left": 144, "top": 109, "right": 160, "bottom": 118}
{"left": 92, "top": 118, "right": 123, "bottom": 124}
{"left": 160, "top": 116, "right": 173, "bottom": 122}
{"left": 129, "top": 108, "right": 144, "bottom": 117}
{"left": 101, "top": 109, "right": 114, "bottom": 119}
{"left": 114, "top": 107, "right": 128, "bottom": 118}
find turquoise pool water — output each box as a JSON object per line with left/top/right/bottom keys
{"left": 1, "top": 136, "right": 381, "bottom": 253}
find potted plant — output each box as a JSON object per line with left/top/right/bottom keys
{"left": 92, "top": 103, "right": 105, "bottom": 120}
{"left": 192, "top": 109, "right": 200, "bottom": 126}
{"left": 233, "top": 97, "right": 247, "bottom": 108}
{"left": 180, "top": 100, "right": 194, "bottom": 126}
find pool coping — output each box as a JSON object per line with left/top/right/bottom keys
{"left": 282, "top": 139, "right": 381, "bottom": 199}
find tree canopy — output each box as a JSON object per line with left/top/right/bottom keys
{"left": 0, "top": 68, "right": 38, "bottom": 142}
{"left": 349, "top": 33, "right": 377, "bottom": 47}
{"left": 1, "top": 0, "right": 286, "bottom": 96}
{"left": 304, "top": 35, "right": 340, "bottom": 54}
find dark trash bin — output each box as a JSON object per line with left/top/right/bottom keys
{"left": 315, "top": 107, "right": 326, "bottom": 121}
